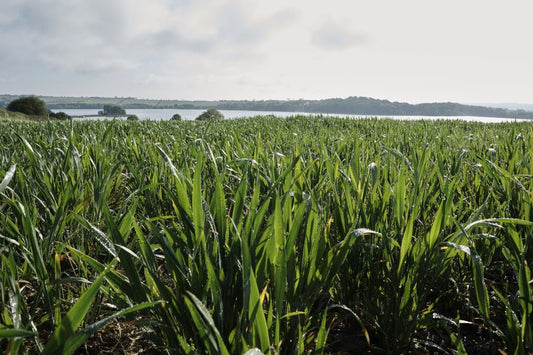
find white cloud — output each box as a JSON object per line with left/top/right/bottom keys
{"left": 0, "top": 0, "right": 300, "bottom": 76}
{"left": 311, "top": 20, "right": 370, "bottom": 50}
{"left": 1, "top": 0, "right": 533, "bottom": 103}
{"left": 0, "top": 1, "right": 134, "bottom": 72}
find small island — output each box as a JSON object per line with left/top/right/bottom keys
{"left": 98, "top": 104, "right": 126, "bottom": 116}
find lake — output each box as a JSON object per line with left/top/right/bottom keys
{"left": 62, "top": 108, "right": 529, "bottom": 123}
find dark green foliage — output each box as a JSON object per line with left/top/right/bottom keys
{"left": 171, "top": 113, "right": 182, "bottom": 121}
{"left": 195, "top": 108, "right": 224, "bottom": 121}
{"left": 127, "top": 114, "right": 139, "bottom": 121}
{"left": 48, "top": 111, "right": 71, "bottom": 120}
{"left": 7, "top": 96, "right": 48, "bottom": 116}
{"left": 99, "top": 104, "right": 126, "bottom": 116}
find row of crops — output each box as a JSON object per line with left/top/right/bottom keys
{"left": 0, "top": 116, "right": 532, "bottom": 354}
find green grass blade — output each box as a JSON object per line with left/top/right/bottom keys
{"left": 398, "top": 213, "right": 414, "bottom": 274}
{"left": 0, "top": 328, "right": 37, "bottom": 338}
{"left": 314, "top": 308, "right": 328, "bottom": 355}
{"left": 192, "top": 153, "right": 205, "bottom": 241}
{"left": 62, "top": 301, "right": 163, "bottom": 355}
{"left": 185, "top": 291, "right": 230, "bottom": 355}
{"left": 0, "top": 164, "right": 16, "bottom": 193}
{"left": 518, "top": 254, "right": 532, "bottom": 343}
{"left": 42, "top": 266, "right": 111, "bottom": 355}
{"left": 443, "top": 242, "right": 490, "bottom": 321}
{"left": 72, "top": 214, "right": 117, "bottom": 258}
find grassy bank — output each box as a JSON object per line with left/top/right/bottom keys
{"left": 0, "top": 108, "right": 31, "bottom": 121}
{"left": 0, "top": 108, "right": 55, "bottom": 122}
{"left": 0, "top": 116, "right": 532, "bottom": 354}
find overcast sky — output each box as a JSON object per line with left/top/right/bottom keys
{"left": 1, "top": 0, "right": 532, "bottom": 104}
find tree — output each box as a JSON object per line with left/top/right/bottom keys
{"left": 171, "top": 113, "right": 182, "bottom": 121}
{"left": 195, "top": 108, "right": 224, "bottom": 121}
{"left": 127, "top": 114, "right": 139, "bottom": 121}
{"left": 99, "top": 104, "right": 126, "bottom": 116}
{"left": 7, "top": 96, "right": 48, "bottom": 116}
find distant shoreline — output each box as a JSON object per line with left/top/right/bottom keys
{"left": 70, "top": 114, "right": 127, "bottom": 118}
{"left": 2, "top": 95, "right": 533, "bottom": 119}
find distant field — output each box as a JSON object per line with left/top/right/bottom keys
{"left": 1, "top": 116, "right": 532, "bottom": 354}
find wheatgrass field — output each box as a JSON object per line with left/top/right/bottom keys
{"left": 0, "top": 116, "right": 532, "bottom": 354}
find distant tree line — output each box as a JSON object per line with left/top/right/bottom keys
{"left": 213, "top": 97, "right": 533, "bottom": 119}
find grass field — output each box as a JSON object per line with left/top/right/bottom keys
{"left": 0, "top": 116, "right": 532, "bottom": 354}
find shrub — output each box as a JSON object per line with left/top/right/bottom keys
{"left": 195, "top": 108, "right": 224, "bottom": 121}
{"left": 7, "top": 96, "right": 48, "bottom": 116}
{"left": 171, "top": 113, "right": 182, "bottom": 121}
{"left": 127, "top": 114, "right": 139, "bottom": 121}
{"left": 48, "top": 111, "right": 71, "bottom": 120}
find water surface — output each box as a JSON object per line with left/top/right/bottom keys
{"left": 62, "top": 108, "right": 529, "bottom": 123}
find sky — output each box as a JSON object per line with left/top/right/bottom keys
{"left": 1, "top": 0, "right": 532, "bottom": 104}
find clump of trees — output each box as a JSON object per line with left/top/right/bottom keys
{"left": 7, "top": 96, "right": 48, "bottom": 116}
{"left": 171, "top": 113, "right": 182, "bottom": 121}
{"left": 195, "top": 108, "right": 224, "bottom": 121}
{"left": 99, "top": 104, "right": 126, "bottom": 116}
{"left": 48, "top": 111, "right": 71, "bottom": 120}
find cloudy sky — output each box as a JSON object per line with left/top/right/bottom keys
{"left": 1, "top": 0, "right": 532, "bottom": 104}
